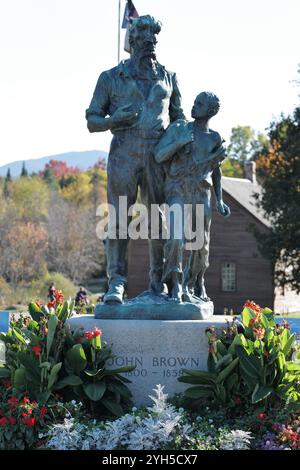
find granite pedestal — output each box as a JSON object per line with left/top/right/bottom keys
{"left": 68, "top": 315, "right": 229, "bottom": 406}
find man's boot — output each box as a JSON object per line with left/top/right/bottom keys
{"left": 104, "top": 238, "right": 127, "bottom": 304}
{"left": 103, "top": 280, "right": 125, "bottom": 304}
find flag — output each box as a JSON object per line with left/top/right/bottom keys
{"left": 122, "top": 0, "right": 139, "bottom": 29}
{"left": 122, "top": 0, "right": 139, "bottom": 53}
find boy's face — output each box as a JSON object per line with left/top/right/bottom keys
{"left": 191, "top": 95, "right": 209, "bottom": 119}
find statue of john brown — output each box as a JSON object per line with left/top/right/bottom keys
{"left": 86, "top": 15, "right": 185, "bottom": 304}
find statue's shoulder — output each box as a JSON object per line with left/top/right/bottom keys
{"left": 156, "top": 62, "right": 177, "bottom": 79}
{"left": 99, "top": 60, "right": 130, "bottom": 79}
{"left": 209, "top": 128, "right": 224, "bottom": 146}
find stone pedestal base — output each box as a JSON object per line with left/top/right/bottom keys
{"left": 68, "top": 315, "right": 229, "bottom": 406}
{"left": 95, "top": 291, "right": 214, "bottom": 320}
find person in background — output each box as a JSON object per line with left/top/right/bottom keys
{"left": 75, "top": 287, "right": 88, "bottom": 306}
{"left": 48, "top": 282, "right": 56, "bottom": 302}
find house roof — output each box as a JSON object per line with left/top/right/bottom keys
{"left": 222, "top": 177, "right": 271, "bottom": 228}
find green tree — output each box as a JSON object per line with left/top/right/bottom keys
{"left": 20, "top": 161, "right": 28, "bottom": 177}
{"left": 3, "top": 168, "right": 12, "bottom": 199}
{"left": 11, "top": 177, "right": 50, "bottom": 222}
{"left": 228, "top": 126, "right": 268, "bottom": 162}
{"left": 254, "top": 107, "right": 300, "bottom": 293}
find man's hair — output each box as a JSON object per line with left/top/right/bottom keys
{"left": 197, "top": 91, "right": 220, "bottom": 117}
{"left": 129, "top": 15, "right": 162, "bottom": 46}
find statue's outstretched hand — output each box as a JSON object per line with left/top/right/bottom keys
{"left": 110, "top": 104, "right": 140, "bottom": 129}
{"left": 216, "top": 200, "right": 231, "bottom": 218}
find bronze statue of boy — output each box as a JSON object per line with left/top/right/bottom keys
{"left": 154, "top": 92, "right": 231, "bottom": 303}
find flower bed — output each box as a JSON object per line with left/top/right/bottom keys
{"left": 0, "top": 297, "right": 300, "bottom": 450}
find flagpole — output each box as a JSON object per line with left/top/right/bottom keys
{"left": 118, "top": 0, "right": 121, "bottom": 64}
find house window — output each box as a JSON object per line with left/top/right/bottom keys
{"left": 221, "top": 262, "right": 236, "bottom": 292}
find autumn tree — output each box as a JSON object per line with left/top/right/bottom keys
{"left": 254, "top": 106, "right": 300, "bottom": 292}
{"left": 0, "top": 222, "right": 48, "bottom": 284}
{"left": 222, "top": 126, "right": 269, "bottom": 178}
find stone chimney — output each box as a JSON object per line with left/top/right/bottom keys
{"left": 244, "top": 160, "right": 256, "bottom": 183}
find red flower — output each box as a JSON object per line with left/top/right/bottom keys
{"left": 40, "top": 405, "right": 47, "bottom": 419}
{"left": 282, "top": 320, "right": 290, "bottom": 329}
{"left": 2, "top": 378, "right": 11, "bottom": 389}
{"left": 93, "top": 327, "right": 102, "bottom": 337}
{"left": 22, "top": 407, "right": 33, "bottom": 417}
{"left": 243, "top": 300, "right": 263, "bottom": 314}
{"left": 8, "top": 416, "right": 16, "bottom": 425}
{"left": 22, "top": 397, "right": 30, "bottom": 405}
{"left": 8, "top": 396, "right": 18, "bottom": 407}
{"left": 32, "top": 345, "right": 42, "bottom": 357}
{"left": 258, "top": 412, "right": 266, "bottom": 421}
{"left": 253, "top": 327, "right": 265, "bottom": 341}
{"left": 47, "top": 301, "right": 56, "bottom": 309}
{"left": 0, "top": 417, "right": 8, "bottom": 426}
{"left": 23, "top": 416, "right": 36, "bottom": 427}
{"left": 84, "top": 331, "right": 94, "bottom": 340}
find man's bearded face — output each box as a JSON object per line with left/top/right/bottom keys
{"left": 131, "top": 24, "right": 158, "bottom": 58}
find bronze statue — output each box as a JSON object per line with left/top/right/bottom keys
{"left": 154, "top": 92, "right": 231, "bottom": 303}
{"left": 86, "top": 15, "right": 185, "bottom": 304}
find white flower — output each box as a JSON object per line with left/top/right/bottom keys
{"left": 220, "top": 430, "right": 254, "bottom": 450}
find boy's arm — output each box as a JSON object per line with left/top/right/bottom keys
{"left": 154, "top": 120, "right": 193, "bottom": 163}
{"left": 212, "top": 165, "right": 231, "bottom": 218}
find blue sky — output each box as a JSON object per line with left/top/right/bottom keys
{"left": 0, "top": 0, "right": 299, "bottom": 165}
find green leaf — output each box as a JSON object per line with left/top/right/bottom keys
{"left": 226, "top": 372, "right": 239, "bottom": 393}
{"left": 0, "top": 367, "right": 10, "bottom": 378}
{"left": 37, "top": 390, "right": 51, "bottom": 404}
{"left": 114, "top": 373, "right": 132, "bottom": 384}
{"left": 251, "top": 384, "right": 273, "bottom": 403}
{"left": 207, "top": 353, "right": 216, "bottom": 373}
{"left": 241, "top": 307, "right": 255, "bottom": 327}
{"left": 101, "top": 399, "right": 124, "bottom": 416}
{"left": 215, "top": 354, "right": 233, "bottom": 371}
{"left": 184, "top": 386, "right": 214, "bottom": 399}
{"left": 104, "top": 365, "right": 136, "bottom": 374}
{"left": 217, "top": 357, "right": 239, "bottom": 384}
{"left": 12, "top": 328, "right": 27, "bottom": 345}
{"left": 65, "top": 344, "right": 87, "bottom": 374}
{"left": 178, "top": 375, "right": 213, "bottom": 385}
{"left": 28, "top": 302, "right": 44, "bottom": 322}
{"left": 108, "top": 381, "right": 132, "bottom": 399}
{"left": 182, "top": 369, "right": 217, "bottom": 380}
{"left": 17, "top": 352, "right": 41, "bottom": 383}
{"left": 83, "top": 368, "right": 103, "bottom": 377}
{"left": 47, "top": 362, "right": 62, "bottom": 390}
{"left": 282, "top": 333, "right": 296, "bottom": 357}
{"left": 228, "top": 333, "right": 247, "bottom": 355}
{"left": 83, "top": 382, "right": 107, "bottom": 401}
{"left": 55, "top": 374, "right": 83, "bottom": 389}
{"left": 236, "top": 345, "right": 261, "bottom": 379}
{"left": 13, "top": 368, "right": 26, "bottom": 391}
{"left": 47, "top": 315, "right": 58, "bottom": 358}
{"left": 286, "top": 362, "right": 300, "bottom": 372}
{"left": 216, "top": 340, "right": 228, "bottom": 356}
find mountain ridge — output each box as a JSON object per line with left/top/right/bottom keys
{"left": 0, "top": 150, "right": 108, "bottom": 177}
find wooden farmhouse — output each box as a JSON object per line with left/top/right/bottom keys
{"left": 127, "top": 163, "right": 300, "bottom": 314}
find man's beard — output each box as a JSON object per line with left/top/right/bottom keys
{"left": 133, "top": 46, "right": 156, "bottom": 61}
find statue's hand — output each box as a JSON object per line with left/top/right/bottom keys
{"left": 110, "top": 104, "right": 140, "bottom": 129}
{"left": 216, "top": 200, "right": 231, "bottom": 218}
